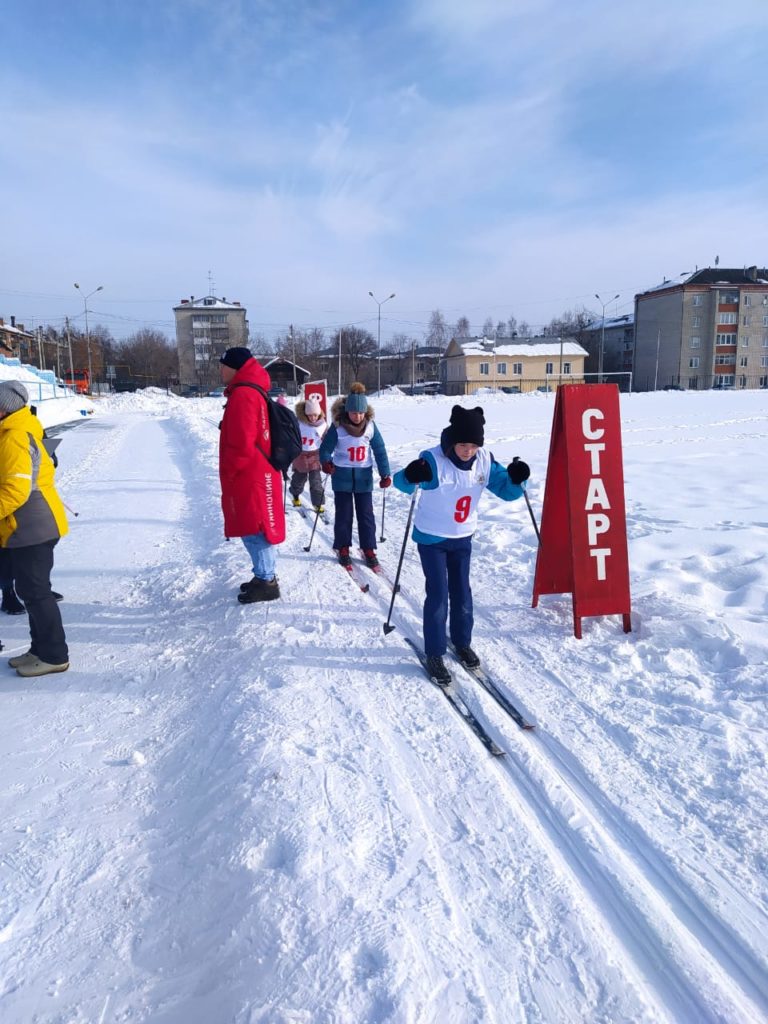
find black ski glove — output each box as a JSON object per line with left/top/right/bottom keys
{"left": 404, "top": 458, "right": 433, "bottom": 484}
{"left": 507, "top": 457, "right": 530, "bottom": 485}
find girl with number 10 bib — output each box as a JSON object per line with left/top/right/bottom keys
{"left": 320, "top": 383, "right": 391, "bottom": 569}
{"left": 393, "top": 405, "right": 530, "bottom": 686}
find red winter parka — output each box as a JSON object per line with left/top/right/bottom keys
{"left": 218, "top": 358, "right": 286, "bottom": 544}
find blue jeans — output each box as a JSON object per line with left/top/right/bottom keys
{"left": 418, "top": 536, "right": 473, "bottom": 657}
{"left": 241, "top": 533, "right": 277, "bottom": 581}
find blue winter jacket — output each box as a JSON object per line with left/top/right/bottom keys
{"left": 319, "top": 399, "right": 391, "bottom": 494}
{"left": 393, "top": 429, "right": 524, "bottom": 544}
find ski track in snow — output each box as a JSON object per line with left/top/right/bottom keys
{"left": 0, "top": 391, "right": 766, "bottom": 1023}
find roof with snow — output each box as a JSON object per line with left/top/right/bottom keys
{"left": 584, "top": 314, "right": 634, "bottom": 332}
{"left": 638, "top": 266, "right": 768, "bottom": 297}
{"left": 173, "top": 295, "right": 245, "bottom": 310}
{"left": 450, "top": 336, "right": 588, "bottom": 358}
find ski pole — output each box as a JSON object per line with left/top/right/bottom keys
{"left": 63, "top": 500, "right": 80, "bottom": 518}
{"left": 383, "top": 489, "right": 418, "bottom": 635}
{"left": 379, "top": 488, "right": 386, "bottom": 542}
{"left": 283, "top": 471, "right": 288, "bottom": 510}
{"left": 303, "top": 473, "right": 330, "bottom": 553}
{"left": 512, "top": 457, "right": 540, "bottom": 544}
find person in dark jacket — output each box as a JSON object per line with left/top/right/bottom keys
{"left": 218, "top": 348, "right": 286, "bottom": 604}
{"left": 319, "top": 382, "right": 390, "bottom": 569}
{"left": 0, "top": 381, "right": 69, "bottom": 677}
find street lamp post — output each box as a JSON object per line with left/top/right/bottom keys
{"left": 369, "top": 290, "right": 395, "bottom": 395}
{"left": 594, "top": 292, "right": 619, "bottom": 384}
{"left": 74, "top": 283, "right": 103, "bottom": 393}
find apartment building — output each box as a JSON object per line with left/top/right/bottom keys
{"left": 174, "top": 294, "right": 249, "bottom": 391}
{"left": 634, "top": 266, "right": 768, "bottom": 391}
{"left": 0, "top": 317, "right": 34, "bottom": 359}
{"left": 441, "top": 336, "right": 587, "bottom": 396}
{"left": 581, "top": 314, "right": 635, "bottom": 384}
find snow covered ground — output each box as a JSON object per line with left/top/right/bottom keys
{"left": 0, "top": 387, "right": 766, "bottom": 1024}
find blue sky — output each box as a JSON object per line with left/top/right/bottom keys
{"left": 2, "top": 0, "right": 767, "bottom": 343}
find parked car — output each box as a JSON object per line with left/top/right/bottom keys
{"left": 662, "top": 384, "right": 684, "bottom": 391}
{"left": 501, "top": 386, "right": 521, "bottom": 394}
{"left": 208, "top": 387, "right": 225, "bottom": 397}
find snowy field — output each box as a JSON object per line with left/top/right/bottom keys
{"left": 0, "top": 387, "right": 766, "bottom": 1024}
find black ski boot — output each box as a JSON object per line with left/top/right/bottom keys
{"left": 337, "top": 547, "right": 352, "bottom": 567}
{"left": 425, "top": 655, "right": 452, "bottom": 686}
{"left": 455, "top": 645, "right": 480, "bottom": 669}
{"left": 362, "top": 549, "right": 379, "bottom": 569}
{"left": 238, "top": 577, "right": 280, "bottom": 604}
{"left": 1, "top": 587, "right": 25, "bottom": 615}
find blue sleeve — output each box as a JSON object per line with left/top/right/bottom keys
{"left": 319, "top": 425, "right": 338, "bottom": 463}
{"left": 370, "top": 424, "right": 390, "bottom": 477}
{"left": 487, "top": 454, "right": 524, "bottom": 501}
{"left": 393, "top": 450, "right": 439, "bottom": 495}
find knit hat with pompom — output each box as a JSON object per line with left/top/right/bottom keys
{"left": 345, "top": 382, "right": 368, "bottom": 413}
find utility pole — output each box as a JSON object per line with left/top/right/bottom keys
{"left": 37, "top": 326, "right": 44, "bottom": 370}
{"left": 290, "top": 324, "right": 297, "bottom": 395}
{"left": 338, "top": 328, "right": 343, "bottom": 397}
{"left": 65, "top": 317, "right": 75, "bottom": 386}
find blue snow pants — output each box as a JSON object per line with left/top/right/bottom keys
{"left": 333, "top": 490, "right": 376, "bottom": 551}
{"left": 417, "top": 535, "right": 473, "bottom": 657}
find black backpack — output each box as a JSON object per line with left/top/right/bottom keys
{"left": 229, "top": 382, "right": 302, "bottom": 474}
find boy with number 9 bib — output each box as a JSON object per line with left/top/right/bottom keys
{"left": 393, "top": 405, "right": 530, "bottom": 685}
{"left": 320, "top": 383, "right": 391, "bottom": 569}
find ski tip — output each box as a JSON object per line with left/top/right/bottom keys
{"left": 521, "top": 723, "right": 536, "bottom": 731}
{"left": 491, "top": 746, "right": 507, "bottom": 757}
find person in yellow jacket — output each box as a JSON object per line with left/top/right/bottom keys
{"left": 0, "top": 381, "right": 69, "bottom": 677}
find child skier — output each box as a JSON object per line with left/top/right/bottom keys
{"left": 320, "top": 382, "right": 391, "bottom": 568}
{"left": 393, "top": 404, "right": 530, "bottom": 684}
{"left": 289, "top": 396, "right": 328, "bottom": 513}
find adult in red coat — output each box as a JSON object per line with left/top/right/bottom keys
{"left": 218, "top": 348, "right": 285, "bottom": 603}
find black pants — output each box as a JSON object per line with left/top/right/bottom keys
{"left": 9, "top": 540, "right": 68, "bottom": 664}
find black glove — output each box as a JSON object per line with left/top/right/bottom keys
{"left": 507, "top": 457, "right": 530, "bottom": 485}
{"left": 404, "top": 458, "right": 433, "bottom": 484}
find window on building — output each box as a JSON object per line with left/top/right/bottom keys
{"left": 689, "top": 357, "right": 700, "bottom": 368}
{"left": 763, "top": 315, "right": 768, "bottom": 326}
{"left": 690, "top": 336, "right": 701, "bottom": 348}
{"left": 715, "top": 354, "right": 735, "bottom": 365}
{"left": 545, "top": 362, "right": 554, "bottom": 375}
{"left": 760, "top": 375, "right": 768, "bottom": 387}
{"left": 691, "top": 315, "right": 701, "bottom": 327}
{"left": 744, "top": 295, "right": 752, "bottom": 306}
{"left": 719, "top": 313, "right": 737, "bottom": 324}
{"left": 762, "top": 356, "right": 768, "bottom": 367}
{"left": 740, "top": 356, "right": 748, "bottom": 367}
{"left": 496, "top": 362, "right": 507, "bottom": 375}
{"left": 721, "top": 292, "right": 738, "bottom": 304}
{"left": 692, "top": 295, "right": 702, "bottom": 306}
{"left": 743, "top": 315, "right": 751, "bottom": 326}
{"left": 689, "top": 376, "right": 698, "bottom": 389}
{"left": 739, "top": 375, "right": 747, "bottom": 388}
{"left": 716, "top": 334, "right": 737, "bottom": 346}
{"left": 512, "top": 362, "right": 522, "bottom": 375}
{"left": 715, "top": 374, "right": 735, "bottom": 386}
{"left": 740, "top": 336, "right": 749, "bottom": 346}
{"left": 479, "top": 362, "right": 489, "bottom": 375}
{"left": 563, "top": 362, "right": 571, "bottom": 374}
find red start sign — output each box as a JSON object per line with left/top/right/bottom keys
{"left": 303, "top": 379, "right": 328, "bottom": 420}
{"left": 532, "top": 384, "right": 631, "bottom": 638}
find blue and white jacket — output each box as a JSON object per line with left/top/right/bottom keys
{"left": 319, "top": 397, "right": 390, "bottom": 494}
{"left": 393, "top": 429, "right": 523, "bottom": 544}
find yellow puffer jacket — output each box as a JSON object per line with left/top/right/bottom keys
{"left": 0, "top": 406, "right": 68, "bottom": 548}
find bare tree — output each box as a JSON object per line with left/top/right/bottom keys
{"left": 330, "top": 326, "right": 376, "bottom": 388}
{"left": 425, "top": 309, "right": 448, "bottom": 349}
{"left": 507, "top": 314, "right": 518, "bottom": 337}
{"left": 481, "top": 317, "right": 495, "bottom": 338}
{"left": 454, "top": 316, "right": 471, "bottom": 339}
{"left": 115, "top": 328, "right": 177, "bottom": 385}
